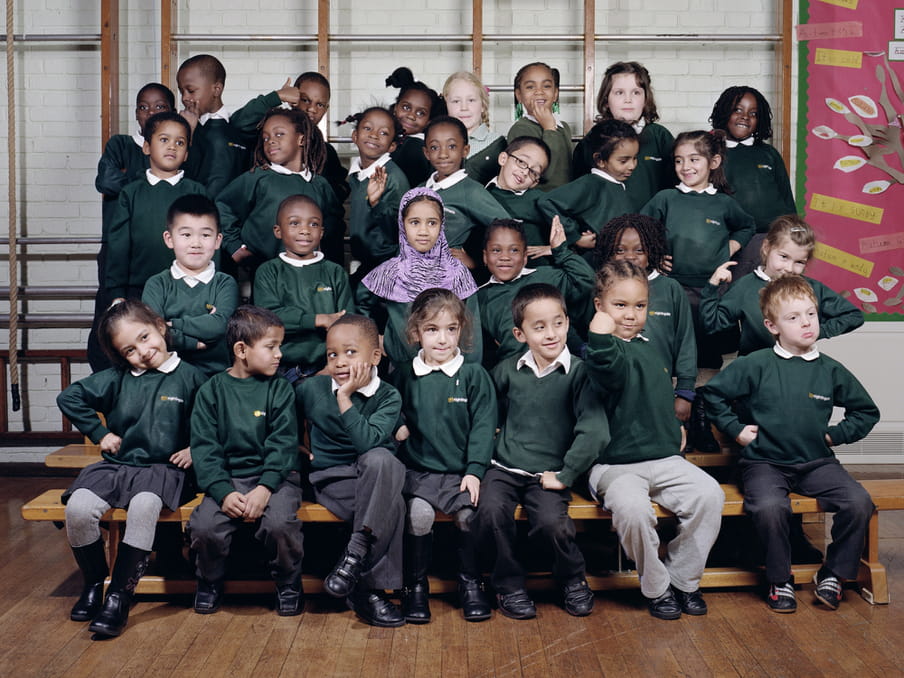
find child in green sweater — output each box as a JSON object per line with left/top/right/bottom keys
{"left": 703, "top": 276, "right": 879, "bottom": 613}
{"left": 538, "top": 119, "right": 638, "bottom": 252}
{"left": 485, "top": 136, "right": 552, "bottom": 262}
{"left": 143, "top": 194, "right": 238, "bottom": 377}
{"left": 701, "top": 215, "right": 862, "bottom": 357}
{"left": 507, "top": 62, "right": 573, "bottom": 191}
{"left": 188, "top": 306, "right": 304, "bottom": 617}
{"left": 341, "top": 106, "right": 409, "bottom": 277}
{"left": 478, "top": 283, "right": 605, "bottom": 620}
{"left": 386, "top": 67, "right": 445, "bottom": 187}
{"left": 479, "top": 218, "right": 595, "bottom": 367}
{"left": 422, "top": 116, "right": 510, "bottom": 272}
{"left": 105, "top": 112, "right": 208, "bottom": 304}
{"left": 392, "top": 289, "right": 497, "bottom": 623}
{"left": 584, "top": 261, "right": 724, "bottom": 620}
{"left": 295, "top": 315, "right": 406, "bottom": 627}
{"left": 59, "top": 300, "right": 206, "bottom": 638}
{"left": 573, "top": 61, "right": 676, "bottom": 210}
{"left": 254, "top": 195, "right": 354, "bottom": 381}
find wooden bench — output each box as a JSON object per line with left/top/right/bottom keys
{"left": 21, "top": 479, "right": 904, "bottom": 603}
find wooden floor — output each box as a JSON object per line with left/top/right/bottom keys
{"left": 3, "top": 476, "right": 904, "bottom": 678}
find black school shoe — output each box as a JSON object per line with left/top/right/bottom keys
{"left": 673, "top": 588, "right": 707, "bottom": 616}
{"left": 324, "top": 549, "right": 366, "bottom": 598}
{"left": 193, "top": 578, "right": 224, "bottom": 614}
{"left": 347, "top": 587, "right": 405, "bottom": 627}
{"left": 562, "top": 579, "right": 594, "bottom": 617}
{"left": 813, "top": 572, "right": 843, "bottom": 610}
{"left": 496, "top": 590, "right": 537, "bottom": 620}
{"left": 766, "top": 582, "right": 797, "bottom": 613}
{"left": 275, "top": 582, "right": 304, "bottom": 616}
{"left": 648, "top": 588, "right": 682, "bottom": 620}
{"left": 458, "top": 574, "right": 491, "bottom": 622}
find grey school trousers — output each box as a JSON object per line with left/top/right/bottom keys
{"left": 590, "top": 455, "right": 725, "bottom": 599}
{"left": 308, "top": 447, "right": 406, "bottom": 591}
{"left": 187, "top": 472, "right": 304, "bottom": 586}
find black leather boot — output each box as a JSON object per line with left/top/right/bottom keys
{"left": 400, "top": 533, "right": 431, "bottom": 624}
{"left": 89, "top": 543, "right": 150, "bottom": 637}
{"left": 70, "top": 539, "right": 109, "bottom": 622}
{"left": 688, "top": 391, "right": 720, "bottom": 453}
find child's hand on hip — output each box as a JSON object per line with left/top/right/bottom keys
{"left": 540, "top": 471, "right": 566, "bottom": 491}
{"left": 99, "top": 432, "right": 122, "bottom": 455}
{"left": 736, "top": 425, "right": 759, "bottom": 446}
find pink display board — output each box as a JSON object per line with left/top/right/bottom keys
{"left": 797, "top": 0, "right": 904, "bottom": 319}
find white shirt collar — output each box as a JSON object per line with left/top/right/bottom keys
{"left": 412, "top": 348, "right": 464, "bottom": 377}
{"left": 407, "top": 132, "right": 425, "bottom": 141}
{"left": 617, "top": 333, "right": 649, "bottom": 343}
{"left": 132, "top": 130, "right": 145, "bottom": 147}
{"left": 754, "top": 265, "right": 771, "bottom": 282}
{"left": 677, "top": 182, "right": 717, "bottom": 195}
{"left": 348, "top": 152, "right": 391, "bottom": 180}
{"left": 524, "top": 112, "right": 564, "bottom": 129}
{"left": 278, "top": 251, "right": 324, "bottom": 267}
{"left": 725, "top": 137, "right": 755, "bottom": 148}
{"left": 632, "top": 118, "right": 646, "bottom": 134}
{"left": 269, "top": 163, "right": 312, "bottom": 182}
{"left": 485, "top": 176, "right": 526, "bottom": 196}
{"left": 426, "top": 168, "right": 468, "bottom": 190}
{"left": 591, "top": 167, "right": 626, "bottom": 189}
{"left": 481, "top": 267, "right": 536, "bottom": 287}
{"left": 331, "top": 366, "right": 381, "bottom": 397}
{"left": 170, "top": 261, "right": 216, "bottom": 287}
{"left": 516, "top": 346, "right": 571, "bottom": 378}
{"left": 470, "top": 123, "right": 492, "bottom": 142}
{"left": 199, "top": 106, "right": 231, "bottom": 125}
{"left": 131, "top": 351, "right": 180, "bottom": 377}
{"left": 648, "top": 269, "right": 660, "bottom": 281}
{"left": 773, "top": 342, "right": 819, "bottom": 361}
{"left": 146, "top": 169, "right": 184, "bottom": 186}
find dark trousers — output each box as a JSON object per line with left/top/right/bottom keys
{"left": 740, "top": 458, "right": 874, "bottom": 583}
{"left": 308, "top": 447, "right": 406, "bottom": 590}
{"left": 477, "top": 467, "right": 586, "bottom": 594}
{"left": 188, "top": 473, "right": 304, "bottom": 586}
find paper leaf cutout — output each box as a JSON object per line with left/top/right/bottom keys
{"left": 863, "top": 180, "right": 892, "bottom": 194}
{"left": 834, "top": 155, "right": 867, "bottom": 172}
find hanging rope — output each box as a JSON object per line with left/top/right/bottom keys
{"left": 6, "top": 0, "right": 20, "bottom": 411}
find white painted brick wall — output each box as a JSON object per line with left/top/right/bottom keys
{"left": 1, "top": 0, "right": 788, "bottom": 459}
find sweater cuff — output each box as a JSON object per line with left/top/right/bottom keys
{"left": 258, "top": 471, "right": 285, "bottom": 493}
{"left": 210, "top": 480, "right": 236, "bottom": 506}
{"left": 556, "top": 466, "right": 577, "bottom": 488}
{"left": 587, "top": 331, "right": 615, "bottom": 351}
{"left": 87, "top": 423, "right": 112, "bottom": 445}
{"left": 465, "top": 462, "right": 487, "bottom": 480}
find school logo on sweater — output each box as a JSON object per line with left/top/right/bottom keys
{"left": 254, "top": 410, "right": 267, "bottom": 417}
{"left": 315, "top": 285, "right": 333, "bottom": 293}
{"left": 447, "top": 397, "right": 468, "bottom": 404}
{"left": 160, "top": 395, "right": 185, "bottom": 404}
{"left": 706, "top": 218, "right": 722, "bottom": 226}
{"left": 808, "top": 392, "right": 831, "bottom": 402}
{"left": 757, "top": 164, "right": 773, "bottom": 171}
{"left": 644, "top": 155, "right": 662, "bottom": 162}
{"left": 648, "top": 310, "right": 671, "bottom": 317}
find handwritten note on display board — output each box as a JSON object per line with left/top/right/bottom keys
{"left": 798, "top": 0, "right": 904, "bottom": 318}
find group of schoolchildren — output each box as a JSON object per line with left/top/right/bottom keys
{"left": 57, "top": 54, "right": 880, "bottom": 638}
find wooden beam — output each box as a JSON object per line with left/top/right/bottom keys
{"left": 472, "top": 0, "right": 483, "bottom": 77}
{"left": 779, "top": 0, "right": 793, "bottom": 170}
{"left": 582, "top": 0, "right": 595, "bottom": 133}
{"left": 100, "top": 0, "right": 119, "bottom": 147}
{"left": 161, "top": 0, "right": 177, "bottom": 91}
{"left": 317, "top": 0, "right": 329, "bottom": 81}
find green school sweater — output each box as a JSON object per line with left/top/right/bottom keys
{"left": 392, "top": 361, "right": 497, "bottom": 478}
{"left": 142, "top": 269, "right": 239, "bottom": 376}
{"left": 645, "top": 273, "right": 697, "bottom": 392}
{"left": 104, "top": 175, "right": 209, "bottom": 298}
{"left": 427, "top": 175, "right": 511, "bottom": 249}
{"left": 478, "top": 243, "right": 595, "bottom": 365}
{"left": 392, "top": 135, "right": 432, "bottom": 188}
{"left": 296, "top": 375, "right": 402, "bottom": 470}
{"left": 702, "top": 348, "right": 879, "bottom": 465}
{"left": 700, "top": 271, "right": 864, "bottom": 355}
{"left": 464, "top": 135, "right": 507, "bottom": 186}
{"left": 537, "top": 172, "right": 634, "bottom": 246}
{"left": 584, "top": 332, "right": 682, "bottom": 465}
{"left": 724, "top": 142, "right": 796, "bottom": 233}
{"left": 348, "top": 159, "right": 410, "bottom": 267}
{"left": 56, "top": 360, "right": 206, "bottom": 467}
{"left": 507, "top": 118, "right": 574, "bottom": 191}
{"left": 217, "top": 168, "right": 344, "bottom": 261}
{"left": 640, "top": 188, "right": 756, "bottom": 287}
{"left": 95, "top": 134, "right": 150, "bottom": 239}
{"left": 191, "top": 371, "right": 299, "bottom": 505}
{"left": 356, "top": 288, "right": 484, "bottom": 368}
{"left": 491, "top": 355, "right": 608, "bottom": 487}
{"left": 253, "top": 256, "right": 355, "bottom": 370}
{"left": 573, "top": 122, "right": 676, "bottom": 211}
{"left": 486, "top": 183, "right": 550, "bottom": 250}
{"left": 193, "top": 117, "right": 251, "bottom": 197}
